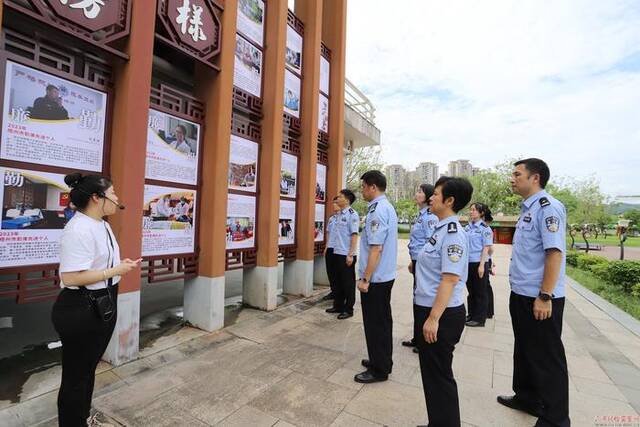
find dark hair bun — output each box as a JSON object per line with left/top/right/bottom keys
{"left": 64, "top": 172, "right": 83, "bottom": 188}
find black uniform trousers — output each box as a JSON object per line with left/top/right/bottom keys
{"left": 52, "top": 285, "right": 118, "bottom": 427}
{"left": 410, "top": 259, "right": 418, "bottom": 343}
{"left": 332, "top": 254, "right": 356, "bottom": 313}
{"left": 325, "top": 247, "right": 337, "bottom": 297}
{"left": 487, "top": 278, "right": 494, "bottom": 318}
{"left": 509, "top": 292, "right": 570, "bottom": 427}
{"left": 415, "top": 304, "right": 466, "bottom": 427}
{"left": 361, "top": 280, "right": 394, "bottom": 376}
{"left": 466, "top": 261, "right": 490, "bottom": 323}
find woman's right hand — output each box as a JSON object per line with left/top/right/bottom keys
{"left": 113, "top": 258, "right": 142, "bottom": 276}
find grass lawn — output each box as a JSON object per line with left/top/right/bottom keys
{"left": 566, "top": 234, "right": 640, "bottom": 248}
{"left": 567, "top": 266, "right": 640, "bottom": 321}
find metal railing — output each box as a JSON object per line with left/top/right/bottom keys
{"left": 345, "top": 78, "right": 376, "bottom": 125}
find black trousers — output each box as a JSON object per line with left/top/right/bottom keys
{"left": 361, "top": 280, "right": 394, "bottom": 376}
{"left": 325, "top": 248, "right": 337, "bottom": 296}
{"left": 52, "top": 285, "right": 118, "bottom": 427}
{"left": 415, "top": 304, "right": 466, "bottom": 427}
{"left": 509, "top": 292, "right": 570, "bottom": 427}
{"left": 332, "top": 254, "right": 356, "bottom": 313}
{"left": 466, "top": 261, "right": 490, "bottom": 323}
{"left": 487, "top": 276, "right": 494, "bottom": 318}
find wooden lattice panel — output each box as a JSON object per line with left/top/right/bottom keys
{"left": 232, "top": 87, "right": 263, "bottom": 119}
{"left": 0, "top": 265, "right": 60, "bottom": 304}
{"left": 282, "top": 135, "right": 301, "bottom": 155}
{"left": 142, "top": 255, "right": 198, "bottom": 284}
{"left": 279, "top": 246, "right": 297, "bottom": 261}
{"left": 321, "top": 43, "right": 331, "bottom": 60}
{"left": 150, "top": 84, "right": 205, "bottom": 121}
{"left": 231, "top": 112, "right": 262, "bottom": 142}
{"left": 225, "top": 249, "right": 258, "bottom": 270}
{"left": 314, "top": 241, "right": 326, "bottom": 256}
{"left": 283, "top": 113, "right": 302, "bottom": 137}
{"left": 4, "top": 0, "right": 131, "bottom": 58}
{"left": 287, "top": 10, "right": 304, "bottom": 34}
{"left": 2, "top": 28, "right": 113, "bottom": 89}
{"left": 317, "top": 131, "right": 329, "bottom": 164}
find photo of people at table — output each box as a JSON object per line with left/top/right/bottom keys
{"left": 1, "top": 168, "right": 71, "bottom": 230}
{"left": 226, "top": 217, "right": 254, "bottom": 244}
{"left": 143, "top": 192, "right": 194, "bottom": 229}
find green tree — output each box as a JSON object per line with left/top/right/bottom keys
{"left": 467, "top": 159, "right": 521, "bottom": 215}
{"left": 344, "top": 146, "right": 384, "bottom": 217}
{"left": 624, "top": 209, "right": 640, "bottom": 226}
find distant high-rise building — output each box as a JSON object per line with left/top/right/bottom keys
{"left": 448, "top": 159, "right": 473, "bottom": 177}
{"left": 415, "top": 162, "right": 439, "bottom": 185}
{"left": 385, "top": 164, "right": 408, "bottom": 202}
{"left": 472, "top": 167, "right": 481, "bottom": 176}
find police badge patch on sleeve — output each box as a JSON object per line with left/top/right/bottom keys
{"left": 447, "top": 244, "right": 463, "bottom": 262}
{"left": 370, "top": 220, "right": 380, "bottom": 233}
{"left": 545, "top": 216, "right": 560, "bottom": 232}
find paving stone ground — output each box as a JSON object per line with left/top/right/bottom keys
{"left": 1, "top": 243, "right": 639, "bottom": 426}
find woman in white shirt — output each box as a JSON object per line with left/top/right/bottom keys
{"left": 51, "top": 172, "right": 140, "bottom": 426}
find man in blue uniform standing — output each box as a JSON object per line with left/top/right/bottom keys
{"left": 498, "top": 158, "right": 570, "bottom": 427}
{"left": 323, "top": 197, "right": 341, "bottom": 301}
{"left": 325, "top": 189, "right": 359, "bottom": 319}
{"left": 355, "top": 170, "right": 398, "bottom": 384}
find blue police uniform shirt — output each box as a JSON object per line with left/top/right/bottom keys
{"left": 332, "top": 207, "right": 360, "bottom": 256}
{"left": 414, "top": 215, "right": 468, "bottom": 308}
{"left": 509, "top": 190, "right": 566, "bottom": 298}
{"left": 357, "top": 194, "right": 398, "bottom": 283}
{"left": 464, "top": 220, "right": 493, "bottom": 263}
{"left": 326, "top": 214, "right": 338, "bottom": 249}
{"left": 408, "top": 207, "right": 439, "bottom": 260}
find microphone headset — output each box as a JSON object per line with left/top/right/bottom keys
{"left": 74, "top": 188, "right": 126, "bottom": 210}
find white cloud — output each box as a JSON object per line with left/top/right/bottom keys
{"left": 346, "top": 0, "right": 640, "bottom": 195}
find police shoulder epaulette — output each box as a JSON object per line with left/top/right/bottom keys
{"left": 480, "top": 222, "right": 488, "bottom": 227}
{"left": 447, "top": 222, "right": 458, "bottom": 233}
{"left": 348, "top": 208, "right": 355, "bottom": 214}
{"left": 539, "top": 197, "right": 550, "bottom": 207}
{"left": 368, "top": 202, "right": 378, "bottom": 213}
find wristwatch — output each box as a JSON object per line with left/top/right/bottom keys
{"left": 537, "top": 291, "right": 552, "bottom": 302}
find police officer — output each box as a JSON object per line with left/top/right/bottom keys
{"left": 325, "top": 189, "right": 359, "bottom": 319}
{"left": 322, "top": 196, "right": 341, "bottom": 301}
{"left": 403, "top": 184, "right": 438, "bottom": 353}
{"left": 464, "top": 202, "right": 494, "bottom": 327}
{"left": 497, "top": 158, "right": 570, "bottom": 427}
{"left": 355, "top": 170, "right": 398, "bottom": 384}
{"left": 414, "top": 176, "right": 472, "bottom": 427}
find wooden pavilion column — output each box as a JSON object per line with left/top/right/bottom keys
{"left": 243, "top": 0, "right": 288, "bottom": 310}
{"left": 282, "top": 0, "right": 323, "bottom": 296}
{"left": 322, "top": 0, "right": 347, "bottom": 201}
{"left": 184, "top": 0, "right": 238, "bottom": 331}
{"left": 104, "top": 0, "right": 156, "bottom": 365}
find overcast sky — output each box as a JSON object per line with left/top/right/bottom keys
{"left": 345, "top": 0, "right": 640, "bottom": 197}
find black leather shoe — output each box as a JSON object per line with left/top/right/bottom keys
{"left": 401, "top": 339, "right": 416, "bottom": 347}
{"left": 413, "top": 347, "right": 419, "bottom": 353}
{"left": 325, "top": 307, "right": 340, "bottom": 313}
{"left": 322, "top": 293, "right": 335, "bottom": 301}
{"left": 465, "top": 320, "right": 485, "bottom": 327}
{"left": 354, "top": 370, "right": 388, "bottom": 384}
{"left": 497, "top": 395, "right": 543, "bottom": 417}
{"left": 466, "top": 315, "right": 472, "bottom": 322}
{"left": 361, "top": 359, "right": 372, "bottom": 368}
{"left": 337, "top": 312, "right": 353, "bottom": 320}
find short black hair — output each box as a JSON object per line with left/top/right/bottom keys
{"left": 514, "top": 158, "right": 550, "bottom": 189}
{"left": 339, "top": 189, "right": 356, "bottom": 205}
{"left": 434, "top": 176, "right": 473, "bottom": 213}
{"left": 46, "top": 84, "right": 58, "bottom": 92}
{"left": 332, "top": 195, "right": 339, "bottom": 201}
{"left": 360, "top": 170, "right": 387, "bottom": 192}
{"left": 175, "top": 124, "right": 187, "bottom": 134}
{"left": 471, "top": 202, "right": 493, "bottom": 223}
{"left": 419, "top": 184, "right": 434, "bottom": 200}
{"left": 64, "top": 172, "right": 113, "bottom": 210}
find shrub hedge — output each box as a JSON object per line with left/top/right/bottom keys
{"left": 566, "top": 251, "right": 640, "bottom": 295}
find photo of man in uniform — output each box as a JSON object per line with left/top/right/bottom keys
{"left": 29, "top": 84, "right": 69, "bottom": 120}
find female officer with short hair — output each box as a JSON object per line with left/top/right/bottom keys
{"left": 52, "top": 172, "right": 140, "bottom": 426}
{"left": 464, "top": 202, "right": 494, "bottom": 327}
{"left": 402, "top": 184, "right": 438, "bottom": 352}
{"left": 414, "top": 176, "right": 472, "bottom": 427}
